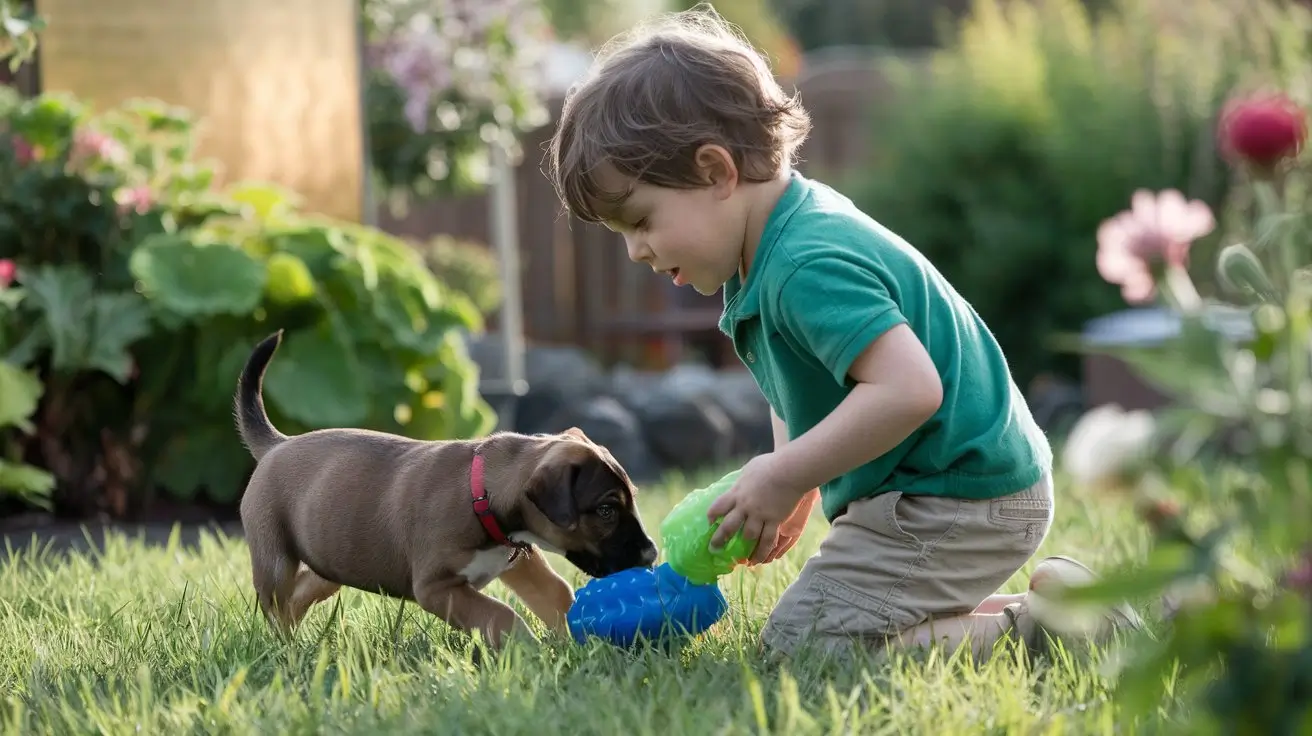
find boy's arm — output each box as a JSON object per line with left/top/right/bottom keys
{"left": 771, "top": 407, "right": 819, "bottom": 506}
{"left": 770, "top": 323, "right": 942, "bottom": 495}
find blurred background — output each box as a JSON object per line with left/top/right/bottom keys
{"left": 0, "top": 0, "right": 1306, "bottom": 534}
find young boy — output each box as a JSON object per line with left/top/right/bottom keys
{"left": 546, "top": 6, "right": 1141, "bottom": 660}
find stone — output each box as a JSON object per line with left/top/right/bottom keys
{"left": 543, "top": 396, "right": 661, "bottom": 482}
{"left": 627, "top": 364, "right": 737, "bottom": 472}
{"left": 709, "top": 369, "right": 774, "bottom": 457}
{"left": 466, "top": 333, "right": 610, "bottom": 434}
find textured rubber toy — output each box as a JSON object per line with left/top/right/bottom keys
{"left": 566, "top": 562, "right": 727, "bottom": 647}
{"left": 659, "top": 469, "right": 757, "bottom": 585}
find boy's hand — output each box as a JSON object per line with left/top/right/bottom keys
{"left": 751, "top": 488, "right": 818, "bottom": 565}
{"left": 706, "top": 453, "right": 812, "bottom": 565}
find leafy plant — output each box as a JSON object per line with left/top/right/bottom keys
{"left": 414, "top": 234, "right": 504, "bottom": 316}
{"left": 0, "top": 0, "right": 43, "bottom": 72}
{"left": 0, "top": 91, "right": 496, "bottom": 518}
{"left": 1058, "top": 85, "right": 1312, "bottom": 732}
{"left": 0, "top": 279, "right": 54, "bottom": 509}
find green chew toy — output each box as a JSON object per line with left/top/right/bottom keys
{"left": 659, "top": 469, "right": 758, "bottom": 585}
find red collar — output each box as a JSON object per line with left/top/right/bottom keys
{"left": 470, "top": 451, "right": 528, "bottom": 552}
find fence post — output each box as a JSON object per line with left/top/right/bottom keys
{"left": 483, "top": 144, "right": 530, "bottom": 430}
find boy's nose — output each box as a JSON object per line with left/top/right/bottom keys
{"left": 624, "top": 236, "right": 651, "bottom": 264}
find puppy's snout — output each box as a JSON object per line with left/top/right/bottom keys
{"left": 639, "top": 543, "right": 658, "bottom": 568}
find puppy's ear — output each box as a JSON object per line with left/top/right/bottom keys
{"left": 561, "top": 426, "right": 592, "bottom": 444}
{"left": 527, "top": 460, "right": 580, "bottom": 530}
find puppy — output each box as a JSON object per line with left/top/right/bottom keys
{"left": 233, "top": 330, "right": 658, "bottom": 648}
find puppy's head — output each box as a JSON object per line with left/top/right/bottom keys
{"left": 521, "top": 428, "right": 657, "bottom": 578}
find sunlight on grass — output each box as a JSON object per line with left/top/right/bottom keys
{"left": 0, "top": 467, "right": 1164, "bottom": 734}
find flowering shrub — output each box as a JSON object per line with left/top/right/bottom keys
{"left": 0, "top": 88, "right": 494, "bottom": 517}
{"left": 362, "top": 0, "right": 552, "bottom": 205}
{"left": 1064, "top": 89, "right": 1312, "bottom": 731}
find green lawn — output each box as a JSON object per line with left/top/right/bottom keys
{"left": 0, "top": 467, "right": 1170, "bottom": 735}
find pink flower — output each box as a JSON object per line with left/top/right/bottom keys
{"left": 115, "top": 185, "right": 154, "bottom": 216}
{"left": 1218, "top": 92, "right": 1308, "bottom": 169}
{"left": 1096, "top": 189, "right": 1216, "bottom": 304}
{"left": 69, "top": 128, "right": 127, "bottom": 168}
{"left": 0, "top": 259, "right": 15, "bottom": 287}
{"left": 9, "top": 134, "right": 35, "bottom": 165}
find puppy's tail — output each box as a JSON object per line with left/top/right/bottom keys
{"left": 234, "top": 330, "right": 289, "bottom": 462}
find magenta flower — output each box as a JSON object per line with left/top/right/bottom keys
{"left": 0, "top": 259, "right": 15, "bottom": 287}
{"left": 1096, "top": 189, "right": 1216, "bottom": 304}
{"left": 1218, "top": 92, "right": 1308, "bottom": 170}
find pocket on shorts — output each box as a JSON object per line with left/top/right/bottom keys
{"left": 850, "top": 491, "right": 962, "bottom": 550}
{"left": 986, "top": 478, "right": 1054, "bottom": 546}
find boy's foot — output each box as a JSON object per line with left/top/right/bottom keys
{"left": 1002, "top": 555, "right": 1144, "bottom": 657}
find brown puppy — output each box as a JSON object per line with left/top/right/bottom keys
{"left": 233, "top": 330, "right": 658, "bottom": 649}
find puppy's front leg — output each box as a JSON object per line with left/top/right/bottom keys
{"left": 497, "top": 548, "right": 575, "bottom": 635}
{"left": 413, "top": 576, "right": 536, "bottom": 650}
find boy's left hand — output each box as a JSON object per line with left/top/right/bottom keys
{"left": 706, "top": 453, "right": 811, "bottom": 565}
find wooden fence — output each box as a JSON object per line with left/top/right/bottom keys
{"left": 379, "top": 52, "right": 908, "bottom": 369}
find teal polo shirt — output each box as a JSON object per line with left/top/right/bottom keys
{"left": 719, "top": 171, "right": 1052, "bottom": 522}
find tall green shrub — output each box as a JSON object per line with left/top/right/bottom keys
{"left": 844, "top": 0, "right": 1306, "bottom": 387}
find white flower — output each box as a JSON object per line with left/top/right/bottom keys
{"left": 1060, "top": 403, "right": 1157, "bottom": 489}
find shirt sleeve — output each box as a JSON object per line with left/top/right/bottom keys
{"left": 773, "top": 253, "right": 908, "bottom": 386}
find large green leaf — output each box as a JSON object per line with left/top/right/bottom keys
{"left": 86, "top": 293, "right": 153, "bottom": 382}
{"left": 263, "top": 322, "right": 370, "bottom": 427}
{"left": 0, "top": 359, "right": 42, "bottom": 433}
{"left": 0, "top": 458, "right": 56, "bottom": 509}
{"left": 370, "top": 276, "right": 473, "bottom": 354}
{"left": 129, "top": 233, "right": 267, "bottom": 319}
{"left": 18, "top": 264, "right": 153, "bottom": 382}
{"left": 153, "top": 424, "right": 253, "bottom": 502}
{"left": 224, "top": 181, "right": 301, "bottom": 222}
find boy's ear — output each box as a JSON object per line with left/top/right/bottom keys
{"left": 693, "top": 143, "right": 738, "bottom": 193}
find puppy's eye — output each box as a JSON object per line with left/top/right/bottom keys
{"left": 596, "top": 504, "right": 617, "bottom": 521}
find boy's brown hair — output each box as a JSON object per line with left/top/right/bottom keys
{"left": 546, "top": 4, "right": 811, "bottom": 224}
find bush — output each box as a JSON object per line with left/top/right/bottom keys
{"left": 0, "top": 89, "right": 495, "bottom": 518}
{"left": 414, "top": 235, "right": 504, "bottom": 317}
{"left": 842, "top": 0, "right": 1307, "bottom": 388}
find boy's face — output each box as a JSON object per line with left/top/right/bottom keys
{"left": 595, "top": 158, "right": 748, "bottom": 296}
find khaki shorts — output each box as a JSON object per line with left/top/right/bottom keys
{"left": 760, "top": 473, "right": 1054, "bottom": 657}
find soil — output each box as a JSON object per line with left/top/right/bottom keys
{"left": 0, "top": 500, "right": 243, "bottom": 562}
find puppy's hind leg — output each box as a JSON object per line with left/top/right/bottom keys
{"left": 287, "top": 566, "right": 341, "bottom": 627}
{"left": 247, "top": 538, "right": 299, "bottom": 637}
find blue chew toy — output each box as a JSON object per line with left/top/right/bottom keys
{"left": 566, "top": 469, "right": 758, "bottom": 647}
{"left": 566, "top": 562, "right": 728, "bottom": 647}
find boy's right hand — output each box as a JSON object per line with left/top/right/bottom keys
{"left": 751, "top": 488, "right": 818, "bottom": 565}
